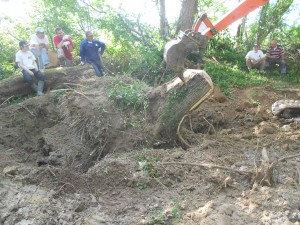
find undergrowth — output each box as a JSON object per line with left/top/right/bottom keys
{"left": 107, "top": 76, "right": 149, "bottom": 111}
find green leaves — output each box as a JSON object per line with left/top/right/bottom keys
{"left": 107, "top": 76, "right": 148, "bottom": 111}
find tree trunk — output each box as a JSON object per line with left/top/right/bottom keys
{"left": 158, "top": 0, "right": 167, "bottom": 39}
{"left": 176, "top": 0, "right": 198, "bottom": 33}
{"left": 236, "top": 16, "right": 247, "bottom": 39}
{"left": 0, "top": 64, "right": 96, "bottom": 104}
{"left": 146, "top": 69, "right": 213, "bottom": 142}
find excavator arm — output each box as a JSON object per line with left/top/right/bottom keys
{"left": 164, "top": 0, "right": 270, "bottom": 76}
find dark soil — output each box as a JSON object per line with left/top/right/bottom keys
{"left": 0, "top": 75, "right": 300, "bottom": 225}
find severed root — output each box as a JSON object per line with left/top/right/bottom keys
{"left": 224, "top": 176, "right": 233, "bottom": 188}
{"left": 251, "top": 148, "right": 300, "bottom": 190}
{"left": 161, "top": 149, "right": 300, "bottom": 191}
{"left": 251, "top": 148, "right": 273, "bottom": 189}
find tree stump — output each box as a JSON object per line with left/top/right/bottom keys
{"left": 1, "top": 67, "right": 213, "bottom": 146}
{"left": 146, "top": 69, "right": 213, "bottom": 143}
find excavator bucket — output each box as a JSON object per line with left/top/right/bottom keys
{"left": 164, "top": 31, "right": 208, "bottom": 72}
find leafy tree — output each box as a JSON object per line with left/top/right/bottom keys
{"left": 0, "top": 0, "right": 298, "bottom": 85}
{"left": 252, "top": 0, "right": 294, "bottom": 46}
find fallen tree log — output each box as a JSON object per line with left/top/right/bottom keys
{"left": 0, "top": 64, "right": 96, "bottom": 104}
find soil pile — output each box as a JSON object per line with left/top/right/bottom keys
{"left": 0, "top": 74, "right": 300, "bottom": 225}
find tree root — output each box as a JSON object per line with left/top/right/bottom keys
{"left": 161, "top": 149, "right": 300, "bottom": 190}
{"left": 162, "top": 162, "right": 252, "bottom": 175}
{"left": 251, "top": 150, "right": 300, "bottom": 190}
{"left": 0, "top": 96, "right": 14, "bottom": 107}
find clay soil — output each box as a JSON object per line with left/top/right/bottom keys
{"left": 0, "top": 76, "right": 300, "bottom": 225}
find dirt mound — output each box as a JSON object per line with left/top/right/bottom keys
{"left": 1, "top": 75, "right": 300, "bottom": 225}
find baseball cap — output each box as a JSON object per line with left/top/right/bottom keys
{"left": 36, "top": 27, "right": 45, "bottom": 33}
{"left": 19, "top": 40, "right": 29, "bottom": 47}
{"left": 85, "top": 31, "right": 93, "bottom": 36}
{"left": 253, "top": 44, "right": 259, "bottom": 47}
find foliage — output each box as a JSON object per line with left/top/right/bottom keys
{"left": 248, "top": 0, "right": 294, "bottom": 46}
{"left": 33, "top": 0, "right": 166, "bottom": 83}
{"left": 0, "top": 61, "right": 16, "bottom": 80}
{"left": 107, "top": 76, "right": 148, "bottom": 111}
{"left": 0, "top": 0, "right": 299, "bottom": 93}
{"left": 0, "top": 19, "right": 29, "bottom": 79}
{"left": 31, "top": 0, "right": 103, "bottom": 53}
{"left": 135, "top": 155, "right": 161, "bottom": 178}
{"left": 5, "top": 94, "right": 35, "bottom": 105}
{"left": 206, "top": 30, "right": 247, "bottom": 69}
{"left": 147, "top": 200, "right": 183, "bottom": 225}
{"left": 197, "top": 0, "right": 228, "bottom": 21}
{"left": 205, "top": 60, "right": 268, "bottom": 96}
{"left": 99, "top": 10, "right": 165, "bottom": 83}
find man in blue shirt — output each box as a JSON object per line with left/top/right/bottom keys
{"left": 80, "top": 31, "right": 106, "bottom": 76}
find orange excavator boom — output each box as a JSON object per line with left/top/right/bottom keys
{"left": 197, "top": 0, "right": 270, "bottom": 38}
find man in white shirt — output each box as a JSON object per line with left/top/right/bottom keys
{"left": 29, "top": 27, "right": 50, "bottom": 71}
{"left": 245, "top": 44, "right": 266, "bottom": 72}
{"left": 15, "top": 41, "right": 44, "bottom": 96}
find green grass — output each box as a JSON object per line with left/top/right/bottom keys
{"left": 205, "top": 60, "right": 298, "bottom": 96}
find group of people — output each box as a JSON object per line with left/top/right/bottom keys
{"left": 15, "top": 27, "right": 106, "bottom": 96}
{"left": 245, "top": 40, "right": 287, "bottom": 75}
{"left": 16, "top": 27, "right": 286, "bottom": 97}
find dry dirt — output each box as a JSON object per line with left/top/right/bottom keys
{"left": 0, "top": 75, "right": 300, "bottom": 225}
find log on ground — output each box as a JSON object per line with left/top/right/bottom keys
{"left": 0, "top": 64, "right": 96, "bottom": 104}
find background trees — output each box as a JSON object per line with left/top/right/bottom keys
{"left": 0, "top": 0, "right": 299, "bottom": 81}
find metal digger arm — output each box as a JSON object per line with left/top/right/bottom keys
{"left": 201, "top": 0, "right": 270, "bottom": 38}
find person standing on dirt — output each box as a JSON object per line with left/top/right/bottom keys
{"left": 245, "top": 44, "right": 266, "bottom": 73}
{"left": 265, "top": 40, "right": 287, "bottom": 75}
{"left": 15, "top": 41, "right": 44, "bottom": 96}
{"left": 29, "top": 27, "right": 50, "bottom": 72}
{"left": 53, "top": 27, "right": 74, "bottom": 67}
{"left": 79, "top": 31, "right": 106, "bottom": 77}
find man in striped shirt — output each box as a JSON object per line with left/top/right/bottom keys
{"left": 265, "top": 40, "right": 287, "bottom": 75}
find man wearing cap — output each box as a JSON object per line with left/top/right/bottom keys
{"left": 53, "top": 27, "right": 74, "bottom": 66}
{"left": 245, "top": 44, "right": 266, "bottom": 73}
{"left": 29, "top": 27, "right": 50, "bottom": 71}
{"left": 80, "top": 31, "right": 106, "bottom": 77}
{"left": 15, "top": 41, "right": 44, "bottom": 96}
{"left": 265, "top": 40, "right": 287, "bottom": 75}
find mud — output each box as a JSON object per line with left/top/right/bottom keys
{"left": 0, "top": 76, "right": 300, "bottom": 225}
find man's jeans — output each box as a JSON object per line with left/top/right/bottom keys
{"left": 31, "top": 48, "right": 50, "bottom": 70}
{"left": 22, "top": 68, "right": 44, "bottom": 85}
{"left": 266, "top": 57, "right": 287, "bottom": 74}
{"left": 88, "top": 61, "right": 104, "bottom": 77}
